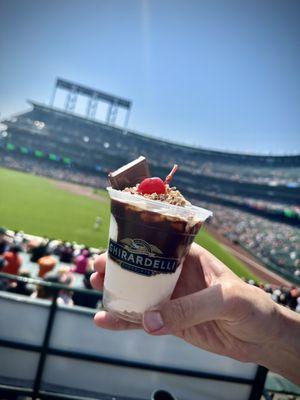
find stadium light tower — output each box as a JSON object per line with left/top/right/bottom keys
{"left": 50, "top": 78, "right": 132, "bottom": 131}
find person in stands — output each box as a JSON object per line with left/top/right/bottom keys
{"left": 7, "top": 271, "right": 33, "bottom": 296}
{"left": 38, "top": 254, "right": 57, "bottom": 278}
{"left": 30, "top": 240, "right": 49, "bottom": 263}
{"left": 72, "top": 270, "right": 100, "bottom": 309}
{"left": 59, "top": 243, "right": 74, "bottom": 264}
{"left": 73, "top": 249, "right": 90, "bottom": 274}
{"left": 33, "top": 270, "right": 73, "bottom": 306}
{"left": 56, "top": 267, "right": 74, "bottom": 306}
{"left": 91, "top": 243, "right": 300, "bottom": 386}
{"left": 13, "top": 231, "right": 25, "bottom": 247}
{"left": 288, "top": 286, "right": 300, "bottom": 310}
{"left": 2, "top": 245, "right": 22, "bottom": 276}
{"left": 33, "top": 274, "right": 60, "bottom": 301}
{"left": 0, "top": 227, "right": 11, "bottom": 255}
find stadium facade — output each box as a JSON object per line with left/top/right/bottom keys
{"left": 1, "top": 78, "right": 299, "bottom": 227}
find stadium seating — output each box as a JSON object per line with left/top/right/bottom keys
{"left": 204, "top": 202, "right": 300, "bottom": 283}
{"left": 1, "top": 101, "right": 300, "bottom": 185}
{"left": 1, "top": 101, "right": 300, "bottom": 213}
{"left": 0, "top": 101, "right": 299, "bottom": 282}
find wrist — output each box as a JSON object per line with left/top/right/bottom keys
{"left": 257, "top": 304, "right": 300, "bottom": 385}
{"left": 276, "top": 304, "right": 300, "bottom": 351}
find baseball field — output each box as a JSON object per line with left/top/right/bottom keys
{"left": 0, "top": 167, "right": 256, "bottom": 280}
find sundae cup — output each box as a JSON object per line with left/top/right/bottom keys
{"left": 103, "top": 158, "right": 212, "bottom": 323}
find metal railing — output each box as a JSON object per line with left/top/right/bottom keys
{"left": 0, "top": 272, "right": 268, "bottom": 400}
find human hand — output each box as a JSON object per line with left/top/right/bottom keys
{"left": 91, "top": 243, "right": 300, "bottom": 383}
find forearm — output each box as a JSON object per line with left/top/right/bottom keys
{"left": 258, "top": 304, "right": 300, "bottom": 385}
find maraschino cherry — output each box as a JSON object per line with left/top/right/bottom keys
{"left": 137, "top": 164, "right": 178, "bottom": 195}
{"left": 137, "top": 177, "right": 166, "bottom": 195}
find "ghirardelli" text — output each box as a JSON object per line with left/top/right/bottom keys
{"left": 108, "top": 238, "right": 179, "bottom": 276}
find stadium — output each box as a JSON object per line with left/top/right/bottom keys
{"left": 0, "top": 78, "right": 300, "bottom": 400}
{"left": 1, "top": 78, "right": 299, "bottom": 284}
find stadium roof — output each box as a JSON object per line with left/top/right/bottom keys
{"left": 56, "top": 78, "right": 131, "bottom": 108}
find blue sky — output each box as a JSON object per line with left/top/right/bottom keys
{"left": 0, "top": 0, "right": 299, "bottom": 155}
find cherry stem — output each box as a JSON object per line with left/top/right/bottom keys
{"left": 164, "top": 164, "right": 178, "bottom": 185}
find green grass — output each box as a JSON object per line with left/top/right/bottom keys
{"left": 0, "top": 167, "right": 111, "bottom": 248}
{"left": 0, "top": 167, "right": 256, "bottom": 279}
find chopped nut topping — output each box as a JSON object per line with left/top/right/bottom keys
{"left": 123, "top": 184, "right": 190, "bottom": 207}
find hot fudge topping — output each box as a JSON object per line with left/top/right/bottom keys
{"left": 110, "top": 197, "right": 201, "bottom": 273}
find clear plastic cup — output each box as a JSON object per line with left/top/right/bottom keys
{"left": 103, "top": 187, "right": 212, "bottom": 323}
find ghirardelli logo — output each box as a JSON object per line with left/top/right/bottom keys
{"left": 108, "top": 238, "right": 179, "bottom": 276}
{"left": 120, "top": 238, "right": 163, "bottom": 257}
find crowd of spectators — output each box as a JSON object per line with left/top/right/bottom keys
{"left": 242, "top": 278, "right": 300, "bottom": 312}
{"left": 0, "top": 154, "right": 107, "bottom": 188}
{"left": 197, "top": 190, "right": 300, "bottom": 217}
{"left": 0, "top": 228, "right": 102, "bottom": 309}
{"left": 201, "top": 202, "right": 300, "bottom": 281}
{"left": 186, "top": 161, "right": 300, "bottom": 186}
{"left": 2, "top": 105, "right": 299, "bottom": 188}
{"left": 0, "top": 227, "right": 299, "bottom": 313}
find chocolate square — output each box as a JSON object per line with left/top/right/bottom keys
{"left": 108, "top": 156, "right": 150, "bottom": 190}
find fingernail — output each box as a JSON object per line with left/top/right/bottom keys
{"left": 143, "top": 311, "right": 164, "bottom": 332}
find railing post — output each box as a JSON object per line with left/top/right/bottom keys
{"left": 248, "top": 366, "right": 268, "bottom": 400}
{"left": 32, "top": 289, "right": 59, "bottom": 399}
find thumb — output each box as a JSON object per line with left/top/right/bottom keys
{"left": 143, "top": 284, "right": 224, "bottom": 335}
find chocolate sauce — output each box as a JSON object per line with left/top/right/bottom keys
{"left": 110, "top": 198, "right": 202, "bottom": 274}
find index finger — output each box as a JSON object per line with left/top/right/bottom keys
{"left": 93, "top": 252, "right": 107, "bottom": 273}
{"left": 90, "top": 253, "right": 107, "bottom": 290}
